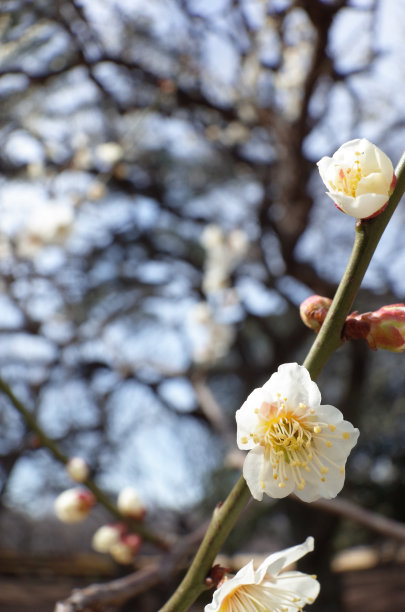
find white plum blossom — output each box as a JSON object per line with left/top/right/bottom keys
{"left": 317, "top": 138, "right": 396, "bottom": 219}
{"left": 54, "top": 488, "right": 95, "bottom": 523}
{"left": 236, "top": 363, "right": 359, "bottom": 502}
{"left": 205, "top": 537, "right": 319, "bottom": 612}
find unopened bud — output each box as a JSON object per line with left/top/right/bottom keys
{"left": 349, "top": 304, "right": 405, "bottom": 352}
{"left": 117, "top": 486, "right": 146, "bottom": 520}
{"left": 299, "top": 295, "right": 332, "bottom": 333}
{"left": 66, "top": 457, "right": 90, "bottom": 483}
{"left": 54, "top": 488, "right": 95, "bottom": 523}
{"left": 92, "top": 523, "right": 125, "bottom": 553}
{"left": 110, "top": 533, "right": 142, "bottom": 565}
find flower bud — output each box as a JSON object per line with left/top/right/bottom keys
{"left": 54, "top": 488, "right": 95, "bottom": 523}
{"left": 350, "top": 304, "right": 405, "bottom": 352}
{"left": 110, "top": 533, "right": 142, "bottom": 565}
{"left": 299, "top": 295, "right": 332, "bottom": 332}
{"left": 117, "top": 486, "right": 146, "bottom": 520}
{"left": 66, "top": 457, "right": 90, "bottom": 483}
{"left": 92, "top": 524, "right": 125, "bottom": 553}
{"left": 317, "top": 138, "right": 396, "bottom": 219}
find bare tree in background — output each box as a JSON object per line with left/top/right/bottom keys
{"left": 1, "top": 1, "right": 405, "bottom": 610}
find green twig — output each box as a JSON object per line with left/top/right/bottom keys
{"left": 304, "top": 151, "right": 405, "bottom": 377}
{"left": 159, "top": 151, "right": 405, "bottom": 612}
{"left": 160, "top": 476, "right": 251, "bottom": 612}
{"left": 0, "top": 376, "right": 170, "bottom": 550}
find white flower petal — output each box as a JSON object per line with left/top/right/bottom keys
{"left": 265, "top": 571, "right": 320, "bottom": 608}
{"left": 374, "top": 147, "right": 394, "bottom": 181}
{"left": 205, "top": 538, "right": 320, "bottom": 612}
{"left": 255, "top": 536, "right": 315, "bottom": 580}
{"left": 325, "top": 191, "right": 353, "bottom": 212}
{"left": 356, "top": 172, "right": 390, "bottom": 196}
{"left": 205, "top": 560, "right": 256, "bottom": 612}
{"left": 242, "top": 446, "right": 266, "bottom": 501}
{"left": 313, "top": 403, "right": 344, "bottom": 423}
{"left": 236, "top": 388, "right": 263, "bottom": 450}
{"left": 353, "top": 193, "right": 389, "bottom": 217}
{"left": 263, "top": 362, "right": 321, "bottom": 409}
{"left": 263, "top": 462, "right": 296, "bottom": 499}
{"left": 297, "top": 464, "right": 345, "bottom": 502}
{"left": 328, "top": 192, "right": 388, "bottom": 218}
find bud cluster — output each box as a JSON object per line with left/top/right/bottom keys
{"left": 300, "top": 296, "right": 405, "bottom": 353}
{"left": 54, "top": 479, "right": 146, "bottom": 564}
{"left": 92, "top": 523, "right": 142, "bottom": 564}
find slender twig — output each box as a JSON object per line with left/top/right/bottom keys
{"left": 54, "top": 522, "right": 208, "bottom": 612}
{"left": 0, "top": 376, "right": 170, "bottom": 550}
{"left": 308, "top": 496, "right": 405, "bottom": 543}
{"left": 160, "top": 476, "right": 251, "bottom": 612}
{"left": 159, "top": 152, "right": 405, "bottom": 612}
{"left": 303, "top": 152, "right": 405, "bottom": 378}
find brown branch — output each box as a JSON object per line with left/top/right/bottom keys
{"left": 54, "top": 522, "right": 207, "bottom": 612}
{"left": 0, "top": 375, "right": 170, "bottom": 550}
{"left": 308, "top": 496, "right": 405, "bottom": 543}
{"left": 54, "top": 566, "right": 161, "bottom": 612}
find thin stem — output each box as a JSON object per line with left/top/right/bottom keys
{"left": 160, "top": 151, "right": 405, "bottom": 612}
{"left": 304, "top": 151, "right": 405, "bottom": 378}
{"left": 160, "top": 476, "right": 251, "bottom": 612}
{"left": 0, "top": 376, "right": 169, "bottom": 550}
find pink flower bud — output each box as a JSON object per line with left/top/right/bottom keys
{"left": 351, "top": 304, "right": 405, "bottom": 352}
{"left": 66, "top": 457, "right": 90, "bottom": 483}
{"left": 299, "top": 295, "right": 332, "bottom": 332}
{"left": 54, "top": 488, "right": 95, "bottom": 523}
{"left": 117, "top": 486, "right": 146, "bottom": 520}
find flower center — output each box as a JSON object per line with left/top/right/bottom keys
{"left": 329, "top": 154, "right": 363, "bottom": 197}
{"left": 250, "top": 399, "right": 340, "bottom": 493}
{"left": 253, "top": 401, "right": 312, "bottom": 455}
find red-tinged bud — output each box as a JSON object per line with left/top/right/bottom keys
{"left": 205, "top": 564, "right": 230, "bottom": 588}
{"left": 110, "top": 533, "right": 143, "bottom": 565}
{"left": 54, "top": 488, "right": 96, "bottom": 523}
{"left": 343, "top": 312, "right": 371, "bottom": 341}
{"left": 299, "top": 295, "right": 332, "bottom": 333}
{"left": 352, "top": 304, "right": 405, "bottom": 352}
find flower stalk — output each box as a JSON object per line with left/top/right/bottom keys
{"left": 160, "top": 150, "right": 405, "bottom": 612}
{"left": 304, "top": 151, "right": 405, "bottom": 378}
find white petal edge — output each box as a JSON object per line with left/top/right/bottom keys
{"left": 255, "top": 536, "right": 315, "bottom": 581}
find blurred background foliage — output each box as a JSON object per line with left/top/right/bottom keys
{"left": 1, "top": 0, "right": 405, "bottom": 610}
